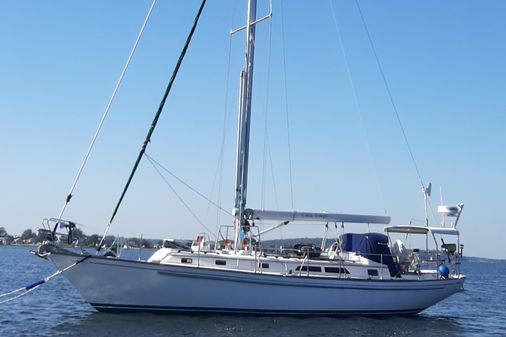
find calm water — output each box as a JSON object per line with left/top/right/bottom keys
{"left": 1, "top": 246, "right": 505, "bottom": 337}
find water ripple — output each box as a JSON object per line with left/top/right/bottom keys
{"left": 1, "top": 247, "right": 505, "bottom": 337}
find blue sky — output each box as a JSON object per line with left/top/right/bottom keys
{"left": 0, "top": 1, "right": 504, "bottom": 259}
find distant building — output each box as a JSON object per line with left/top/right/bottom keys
{"left": 0, "top": 235, "right": 13, "bottom": 245}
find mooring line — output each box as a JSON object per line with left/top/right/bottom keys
{"left": 0, "top": 254, "right": 90, "bottom": 304}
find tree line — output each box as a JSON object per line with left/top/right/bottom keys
{"left": 0, "top": 226, "right": 159, "bottom": 248}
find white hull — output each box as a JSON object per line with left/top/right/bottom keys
{"left": 38, "top": 0, "right": 467, "bottom": 318}
{"left": 51, "top": 252, "right": 464, "bottom": 315}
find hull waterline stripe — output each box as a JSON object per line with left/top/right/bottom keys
{"left": 90, "top": 303, "right": 425, "bottom": 316}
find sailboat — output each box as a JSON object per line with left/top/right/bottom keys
{"left": 38, "top": 0, "right": 465, "bottom": 315}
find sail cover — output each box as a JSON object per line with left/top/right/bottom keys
{"left": 340, "top": 233, "right": 400, "bottom": 277}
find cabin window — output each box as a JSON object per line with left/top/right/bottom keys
{"left": 367, "top": 269, "right": 379, "bottom": 276}
{"left": 295, "top": 266, "right": 322, "bottom": 272}
{"left": 325, "top": 267, "right": 350, "bottom": 274}
{"left": 215, "top": 260, "right": 227, "bottom": 266}
{"left": 181, "top": 258, "right": 192, "bottom": 264}
{"left": 259, "top": 263, "right": 269, "bottom": 269}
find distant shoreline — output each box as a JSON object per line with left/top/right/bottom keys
{"left": 0, "top": 244, "right": 503, "bottom": 262}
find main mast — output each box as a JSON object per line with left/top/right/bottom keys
{"left": 233, "top": 0, "right": 257, "bottom": 247}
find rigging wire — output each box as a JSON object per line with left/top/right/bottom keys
{"left": 206, "top": 34, "right": 233, "bottom": 230}
{"left": 97, "top": 0, "right": 207, "bottom": 250}
{"left": 267, "top": 133, "right": 280, "bottom": 210}
{"left": 280, "top": 0, "right": 295, "bottom": 209}
{"left": 213, "top": 1, "right": 239, "bottom": 230}
{"left": 355, "top": 1, "right": 441, "bottom": 224}
{"left": 261, "top": 10, "right": 274, "bottom": 209}
{"left": 51, "top": 0, "right": 157, "bottom": 237}
{"left": 145, "top": 153, "right": 234, "bottom": 219}
{"left": 214, "top": 40, "right": 233, "bottom": 229}
{"left": 145, "top": 154, "right": 216, "bottom": 237}
{"left": 201, "top": 32, "right": 233, "bottom": 229}
{"left": 328, "top": 0, "right": 386, "bottom": 211}
{"left": 354, "top": 0, "right": 425, "bottom": 189}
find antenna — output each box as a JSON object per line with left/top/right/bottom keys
{"left": 437, "top": 203, "right": 464, "bottom": 228}
{"left": 439, "top": 186, "right": 445, "bottom": 226}
{"left": 422, "top": 183, "right": 431, "bottom": 227}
